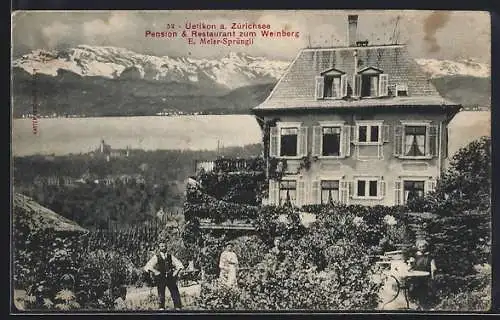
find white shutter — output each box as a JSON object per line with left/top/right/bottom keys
{"left": 378, "top": 144, "right": 384, "bottom": 160}
{"left": 378, "top": 74, "right": 389, "bottom": 96}
{"left": 426, "top": 179, "right": 437, "bottom": 194}
{"left": 382, "top": 125, "right": 391, "bottom": 143}
{"left": 342, "top": 125, "right": 351, "bottom": 157}
{"left": 315, "top": 76, "right": 325, "bottom": 100}
{"left": 270, "top": 126, "right": 279, "bottom": 157}
{"left": 353, "top": 74, "right": 362, "bottom": 97}
{"left": 428, "top": 125, "right": 439, "bottom": 157}
{"left": 269, "top": 180, "right": 278, "bottom": 205}
{"left": 351, "top": 125, "right": 357, "bottom": 144}
{"left": 341, "top": 74, "right": 348, "bottom": 97}
{"left": 444, "top": 125, "right": 449, "bottom": 159}
{"left": 394, "top": 125, "right": 403, "bottom": 157}
{"left": 340, "top": 181, "right": 350, "bottom": 204}
{"left": 312, "top": 126, "right": 322, "bottom": 156}
{"left": 394, "top": 180, "right": 402, "bottom": 206}
{"left": 379, "top": 180, "right": 386, "bottom": 198}
{"left": 298, "top": 126, "right": 308, "bottom": 156}
{"left": 311, "top": 180, "right": 320, "bottom": 204}
{"left": 297, "top": 179, "right": 305, "bottom": 207}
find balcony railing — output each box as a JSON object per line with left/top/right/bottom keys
{"left": 195, "top": 157, "right": 265, "bottom": 174}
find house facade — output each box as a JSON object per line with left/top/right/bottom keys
{"left": 252, "top": 15, "right": 461, "bottom": 207}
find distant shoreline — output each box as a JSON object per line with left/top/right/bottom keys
{"left": 13, "top": 111, "right": 253, "bottom": 120}
{"left": 12, "top": 106, "right": 491, "bottom": 120}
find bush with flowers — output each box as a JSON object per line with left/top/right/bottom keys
{"left": 197, "top": 208, "right": 382, "bottom": 310}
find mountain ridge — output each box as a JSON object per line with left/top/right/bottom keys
{"left": 14, "top": 45, "right": 490, "bottom": 88}
{"left": 12, "top": 45, "right": 491, "bottom": 117}
{"left": 13, "top": 45, "right": 290, "bottom": 90}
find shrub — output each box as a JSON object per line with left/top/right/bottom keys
{"left": 76, "top": 249, "right": 135, "bottom": 309}
{"left": 406, "top": 137, "right": 491, "bottom": 297}
{"left": 434, "top": 265, "right": 491, "bottom": 311}
{"left": 197, "top": 210, "right": 383, "bottom": 310}
{"left": 197, "top": 171, "right": 265, "bottom": 205}
{"left": 230, "top": 235, "right": 269, "bottom": 269}
{"left": 197, "top": 280, "right": 242, "bottom": 310}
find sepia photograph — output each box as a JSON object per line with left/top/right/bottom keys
{"left": 11, "top": 10, "right": 491, "bottom": 312}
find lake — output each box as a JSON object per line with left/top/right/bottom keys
{"left": 12, "top": 115, "right": 263, "bottom": 156}
{"left": 12, "top": 112, "right": 490, "bottom": 157}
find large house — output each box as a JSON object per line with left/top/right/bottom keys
{"left": 252, "top": 15, "right": 461, "bottom": 207}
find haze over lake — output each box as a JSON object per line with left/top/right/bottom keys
{"left": 12, "top": 115, "right": 262, "bottom": 156}
{"left": 12, "top": 112, "right": 490, "bottom": 157}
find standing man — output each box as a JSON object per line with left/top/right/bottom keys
{"left": 144, "top": 242, "right": 184, "bottom": 310}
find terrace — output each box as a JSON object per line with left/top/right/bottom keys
{"left": 194, "top": 157, "right": 265, "bottom": 174}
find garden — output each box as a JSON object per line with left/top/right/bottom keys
{"left": 12, "top": 137, "right": 491, "bottom": 311}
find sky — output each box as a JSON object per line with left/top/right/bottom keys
{"left": 11, "top": 10, "right": 490, "bottom": 63}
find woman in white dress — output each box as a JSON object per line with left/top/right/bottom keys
{"left": 219, "top": 243, "right": 239, "bottom": 288}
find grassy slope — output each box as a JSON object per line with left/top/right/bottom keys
{"left": 12, "top": 67, "right": 275, "bottom": 117}
{"left": 430, "top": 76, "right": 490, "bottom": 107}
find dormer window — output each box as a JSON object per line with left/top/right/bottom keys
{"left": 353, "top": 66, "right": 388, "bottom": 98}
{"left": 396, "top": 84, "right": 408, "bottom": 97}
{"left": 315, "top": 68, "right": 347, "bottom": 100}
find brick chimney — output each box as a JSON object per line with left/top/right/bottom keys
{"left": 348, "top": 15, "right": 358, "bottom": 47}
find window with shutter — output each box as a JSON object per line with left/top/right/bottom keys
{"left": 315, "top": 76, "right": 325, "bottom": 100}
{"left": 316, "top": 121, "right": 346, "bottom": 158}
{"left": 280, "top": 127, "right": 298, "bottom": 157}
{"left": 322, "top": 127, "right": 341, "bottom": 156}
{"left": 396, "top": 84, "right": 408, "bottom": 96}
{"left": 279, "top": 180, "right": 297, "bottom": 206}
{"left": 353, "top": 177, "right": 383, "bottom": 199}
{"left": 378, "top": 74, "right": 389, "bottom": 96}
{"left": 320, "top": 180, "right": 340, "bottom": 204}
{"left": 403, "top": 180, "right": 425, "bottom": 204}
{"left": 276, "top": 122, "right": 303, "bottom": 158}
{"left": 324, "top": 76, "right": 341, "bottom": 98}
{"left": 355, "top": 123, "right": 382, "bottom": 144}
{"left": 397, "top": 121, "right": 436, "bottom": 159}
{"left": 270, "top": 127, "right": 279, "bottom": 157}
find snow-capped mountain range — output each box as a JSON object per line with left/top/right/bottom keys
{"left": 415, "top": 58, "right": 490, "bottom": 79}
{"left": 12, "top": 45, "right": 289, "bottom": 90}
{"left": 12, "top": 45, "right": 490, "bottom": 90}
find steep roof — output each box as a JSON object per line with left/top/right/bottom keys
{"left": 13, "top": 193, "right": 88, "bottom": 233}
{"left": 253, "top": 44, "right": 460, "bottom": 112}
